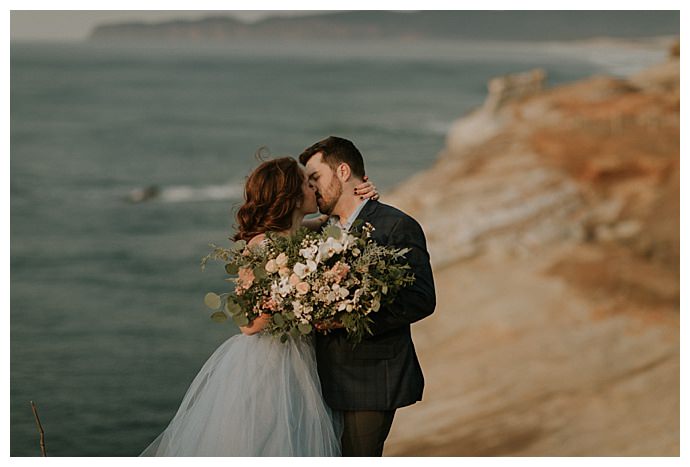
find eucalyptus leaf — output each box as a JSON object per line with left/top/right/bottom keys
{"left": 210, "top": 311, "right": 228, "bottom": 323}
{"left": 280, "top": 334, "right": 288, "bottom": 343}
{"left": 351, "top": 219, "right": 364, "bottom": 231}
{"left": 225, "top": 300, "right": 242, "bottom": 316}
{"left": 324, "top": 224, "right": 343, "bottom": 240}
{"left": 273, "top": 313, "right": 285, "bottom": 326}
{"left": 340, "top": 314, "right": 353, "bottom": 327}
{"left": 225, "top": 263, "right": 239, "bottom": 275}
{"left": 253, "top": 265, "right": 267, "bottom": 280}
{"left": 233, "top": 314, "right": 249, "bottom": 327}
{"left": 290, "top": 327, "right": 301, "bottom": 339}
{"left": 204, "top": 292, "right": 221, "bottom": 310}
{"left": 298, "top": 322, "right": 312, "bottom": 335}
{"left": 230, "top": 240, "right": 247, "bottom": 252}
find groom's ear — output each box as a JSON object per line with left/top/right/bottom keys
{"left": 335, "top": 162, "right": 352, "bottom": 182}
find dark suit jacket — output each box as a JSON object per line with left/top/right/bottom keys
{"left": 315, "top": 200, "right": 436, "bottom": 411}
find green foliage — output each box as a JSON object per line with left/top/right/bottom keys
{"left": 253, "top": 263, "right": 267, "bottom": 280}
{"left": 233, "top": 313, "right": 249, "bottom": 327}
{"left": 272, "top": 313, "right": 285, "bottom": 326}
{"left": 225, "top": 299, "right": 241, "bottom": 316}
{"left": 204, "top": 292, "right": 221, "bottom": 310}
{"left": 230, "top": 240, "right": 247, "bottom": 252}
{"left": 211, "top": 311, "right": 228, "bottom": 322}
{"left": 324, "top": 224, "right": 343, "bottom": 240}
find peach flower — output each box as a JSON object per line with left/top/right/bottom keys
{"left": 296, "top": 282, "right": 311, "bottom": 295}
{"left": 237, "top": 266, "right": 255, "bottom": 290}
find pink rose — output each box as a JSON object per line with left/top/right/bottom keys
{"left": 296, "top": 282, "right": 311, "bottom": 295}
{"left": 237, "top": 266, "right": 255, "bottom": 290}
{"left": 262, "top": 297, "right": 278, "bottom": 311}
{"left": 289, "top": 273, "right": 301, "bottom": 286}
{"left": 328, "top": 262, "right": 350, "bottom": 284}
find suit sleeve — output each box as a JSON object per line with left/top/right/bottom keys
{"left": 367, "top": 215, "right": 436, "bottom": 336}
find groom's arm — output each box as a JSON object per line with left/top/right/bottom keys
{"left": 367, "top": 215, "right": 436, "bottom": 336}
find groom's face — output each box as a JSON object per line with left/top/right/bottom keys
{"left": 305, "top": 152, "right": 343, "bottom": 216}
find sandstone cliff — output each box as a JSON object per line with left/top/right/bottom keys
{"left": 383, "top": 44, "right": 679, "bottom": 456}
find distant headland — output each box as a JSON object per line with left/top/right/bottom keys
{"left": 88, "top": 11, "right": 680, "bottom": 42}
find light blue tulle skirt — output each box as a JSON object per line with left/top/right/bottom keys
{"left": 140, "top": 332, "right": 342, "bottom": 456}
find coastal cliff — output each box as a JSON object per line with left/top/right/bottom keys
{"left": 383, "top": 44, "right": 679, "bottom": 456}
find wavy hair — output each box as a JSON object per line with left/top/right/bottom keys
{"left": 233, "top": 156, "right": 305, "bottom": 242}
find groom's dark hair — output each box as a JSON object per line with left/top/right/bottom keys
{"left": 298, "top": 136, "right": 366, "bottom": 179}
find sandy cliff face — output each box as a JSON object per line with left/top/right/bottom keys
{"left": 383, "top": 49, "right": 679, "bottom": 456}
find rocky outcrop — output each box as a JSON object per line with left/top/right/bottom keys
{"left": 383, "top": 44, "right": 679, "bottom": 456}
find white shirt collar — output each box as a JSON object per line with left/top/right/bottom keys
{"left": 328, "top": 198, "right": 369, "bottom": 231}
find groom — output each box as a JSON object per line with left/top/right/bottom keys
{"left": 299, "top": 136, "right": 436, "bottom": 457}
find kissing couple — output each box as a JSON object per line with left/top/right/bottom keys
{"left": 140, "top": 136, "right": 436, "bottom": 457}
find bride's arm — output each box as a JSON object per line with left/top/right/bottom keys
{"left": 302, "top": 214, "right": 329, "bottom": 232}
{"left": 240, "top": 313, "right": 271, "bottom": 335}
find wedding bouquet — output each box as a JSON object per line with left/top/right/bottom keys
{"left": 200, "top": 221, "right": 415, "bottom": 344}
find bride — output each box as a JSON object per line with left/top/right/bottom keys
{"left": 140, "top": 157, "right": 378, "bottom": 456}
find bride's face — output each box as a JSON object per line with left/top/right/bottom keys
{"left": 300, "top": 166, "right": 318, "bottom": 215}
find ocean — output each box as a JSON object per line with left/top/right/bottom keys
{"left": 10, "top": 39, "right": 666, "bottom": 456}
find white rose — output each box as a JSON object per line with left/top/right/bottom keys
{"left": 293, "top": 262, "right": 306, "bottom": 279}
{"left": 275, "top": 253, "right": 288, "bottom": 267}
{"left": 306, "top": 259, "right": 317, "bottom": 274}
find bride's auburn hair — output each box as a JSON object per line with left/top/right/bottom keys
{"left": 233, "top": 156, "right": 305, "bottom": 242}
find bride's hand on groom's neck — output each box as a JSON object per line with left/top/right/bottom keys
{"left": 354, "top": 175, "right": 379, "bottom": 201}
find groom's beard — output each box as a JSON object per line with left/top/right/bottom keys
{"left": 317, "top": 178, "right": 343, "bottom": 216}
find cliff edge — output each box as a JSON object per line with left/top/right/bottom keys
{"left": 383, "top": 43, "right": 679, "bottom": 456}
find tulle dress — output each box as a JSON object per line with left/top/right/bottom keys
{"left": 139, "top": 331, "right": 343, "bottom": 456}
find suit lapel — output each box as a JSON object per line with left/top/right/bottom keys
{"left": 352, "top": 199, "right": 379, "bottom": 228}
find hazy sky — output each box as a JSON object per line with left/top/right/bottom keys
{"left": 10, "top": 11, "right": 329, "bottom": 41}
